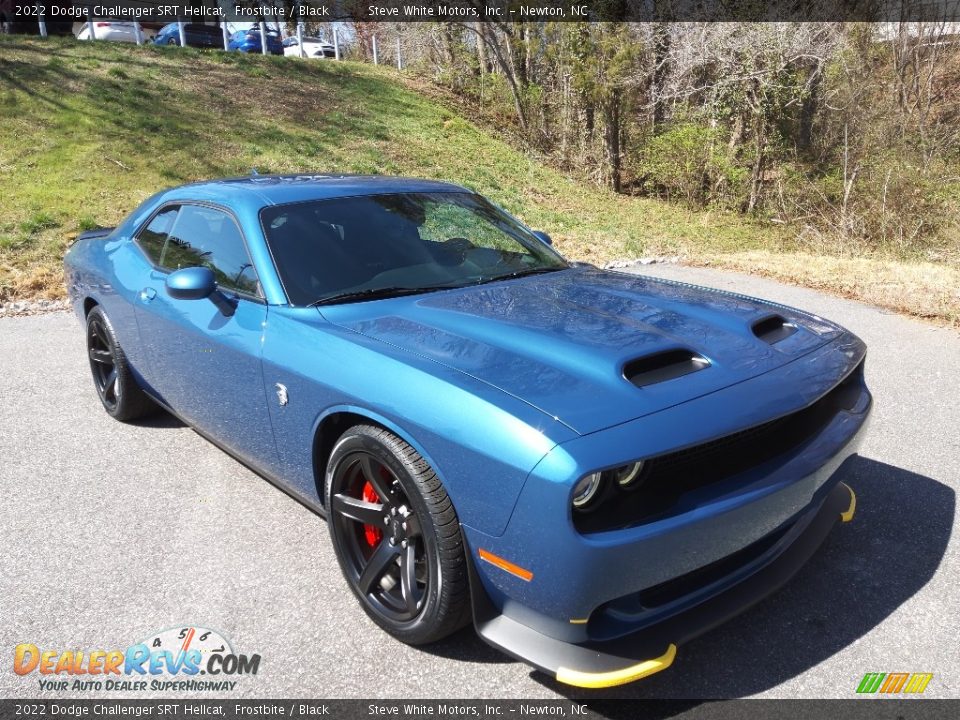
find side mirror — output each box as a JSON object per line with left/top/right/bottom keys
{"left": 532, "top": 230, "right": 553, "bottom": 246}
{"left": 166, "top": 267, "right": 216, "bottom": 300}
{"left": 165, "top": 267, "right": 235, "bottom": 316}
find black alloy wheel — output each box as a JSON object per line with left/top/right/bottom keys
{"left": 88, "top": 312, "right": 120, "bottom": 413}
{"left": 85, "top": 306, "right": 155, "bottom": 422}
{"left": 326, "top": 425, "right": 470, "bottom": 645}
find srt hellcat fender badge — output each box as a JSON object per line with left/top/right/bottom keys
{"left": 275, "top": 383, "right": 289, "bottom": 406}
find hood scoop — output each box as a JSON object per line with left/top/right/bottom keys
{"left": 752, "top": 314, "right": 797, "bottom": 345}
{"left": 624, "top": 349, "right": 710, "bottom": 388}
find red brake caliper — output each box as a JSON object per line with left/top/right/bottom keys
{"left": 361, "top": 481, "right": 383, "bottom": 547}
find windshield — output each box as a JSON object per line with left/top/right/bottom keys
{"left": 261, "top": 191, "right": 568, "bottom": 306}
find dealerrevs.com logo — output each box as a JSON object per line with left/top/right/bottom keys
{"left": 13, "top": 626, "right": 261, "bottom": 692}
{"left": 856, "top": 672, "right": 934, "bottom": 695}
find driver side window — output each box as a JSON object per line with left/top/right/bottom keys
{"left": 137, "top": 204, "right": 261, "bottom": 298}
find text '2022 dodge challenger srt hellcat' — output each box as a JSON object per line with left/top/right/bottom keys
{"left": 64, "top": 175, "right": 871, "bottom": 688}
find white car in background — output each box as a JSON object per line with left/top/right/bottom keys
{"left": 283, "top": 36, "right": 336, "bottom": 59}
{"left": 76, "top": 21, "right": 143, "bottom": 43}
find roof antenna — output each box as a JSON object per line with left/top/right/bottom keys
{"left": 250, "top": 168, "right": 260, "bottom": 176}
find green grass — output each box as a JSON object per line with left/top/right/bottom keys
{"left": 0, "top": 36, "right": 783, "bottom": 301}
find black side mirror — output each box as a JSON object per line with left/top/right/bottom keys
{"left": 532, "top": 230, "right": 553, "bottom": 246}
{"left": 165, "top": 267, "right": 235, "bottom": 316}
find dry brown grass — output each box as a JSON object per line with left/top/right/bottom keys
{"left": 694, "top": 250, "right": 960, "bottom": 328}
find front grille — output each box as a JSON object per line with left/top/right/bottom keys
{"left": 574, "top": 360, "right": 864, "bottom": 534}
{"left": 635, "top": 519, "right": 794, "bottom": 608}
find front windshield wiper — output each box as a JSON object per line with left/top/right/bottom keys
{"left": 474, "top": 266, "right": 565, "bottom": 286}
{"left": 308, "top": 285, "right": 458, "bottom": 307}
{"left": 309, "top": 268, "right": 566, "bottom": 306}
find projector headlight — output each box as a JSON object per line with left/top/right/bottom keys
{"left": 572, "top": 472, "right": 604, "bottom": 510}
{"left": 613, "top": 461, "right": 645, "bottom": 489}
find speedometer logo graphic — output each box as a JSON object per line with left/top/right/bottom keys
{"left": 140, "top": 626, "right": 234, "bottom": 665}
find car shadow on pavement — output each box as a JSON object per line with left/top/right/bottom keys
{"left": 494, "top": 456, "right": 953, "bottom": 702}
{"left": 421, "top": 625, "right": 516, "bottom": 665}
{"left": 130, "top": 410, "right": 186, "bottom": 429}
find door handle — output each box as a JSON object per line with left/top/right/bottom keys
{"left": 139, "top": 287, "right": 157, "bottom": 303}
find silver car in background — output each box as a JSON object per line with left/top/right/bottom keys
{"left": 283, "top": 36, "right": 336, "bottom": 58}
{"left": 76, "top": 21, "right": 143, "bottom": 43}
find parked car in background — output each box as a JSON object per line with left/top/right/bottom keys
{"left": 283, "top": 36, "right": 336, "bottom": 58}
{"left": 0, "top": 0, "right": 73, "bottom": 35}
{"left": 228, "top": 27, "right": 283, "bottom": 55}
{"left": 76, "top": 21, "right": 143, "bottom": 43}
{"left": 154, "top": 22, "right": 224, "bottom": 49}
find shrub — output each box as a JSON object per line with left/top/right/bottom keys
{"left": 636, "top": 123, "right": 748, "bottom": 209}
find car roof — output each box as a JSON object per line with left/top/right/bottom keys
{"left": 158, "top": 174, "right": 471, "bottom": 209}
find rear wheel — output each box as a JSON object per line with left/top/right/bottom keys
{"left": 86, "top": 306, "right": 156, "bottom": 422}
{"left": 325, "top": 425, "right": 470, "bottom": 645}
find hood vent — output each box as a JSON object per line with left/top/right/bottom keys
{"left": 624, "top": 349, "right": 710, "bottom": 388}
{"left": 752, "top": 315, "right": 797, "bottom": 345}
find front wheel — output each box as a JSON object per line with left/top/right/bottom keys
{"left": 325, "top": 425, "right": 471, "bottom": 645}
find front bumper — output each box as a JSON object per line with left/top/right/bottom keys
{"left": 463, "top": 333, "right": 871, "bottom": 687}
{"left": 468, "top": 480, "right": 857, "bottom": 688}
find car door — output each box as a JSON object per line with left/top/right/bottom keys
{"left": 131, "top": 202, "right": 278, "bottom": 469}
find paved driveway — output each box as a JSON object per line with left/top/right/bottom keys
{"left": 1, "top": 265, "right": 957, "bottom": 699}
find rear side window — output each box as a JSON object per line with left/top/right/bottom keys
{"left": 135, "top": 205, "right": 179, "bottom": 264}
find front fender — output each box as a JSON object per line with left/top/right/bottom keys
{"left": 261, "top": 307, "right": 578, "bottom": 535}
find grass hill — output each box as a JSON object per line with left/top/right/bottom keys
{"left": 1, "top": 36, "right": 957, "bottom": 324}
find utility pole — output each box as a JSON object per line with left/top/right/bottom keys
{"left": 258, "top": 20, "right": 269, "bottom": 55}
{"left": 36, "top": 3, "right": 47, "bottom": 38}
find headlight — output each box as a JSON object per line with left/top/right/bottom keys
{"left": 613, "top": 461, "right": 645, "bottom": 489}
{"left": 572, "top": 472, "right": 603, "bottom": 510}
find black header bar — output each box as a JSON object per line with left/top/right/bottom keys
{"left": 0, "top": 700, "right": 958, "bottom": 720}
{"left": 11, "top": 0, "right": 960, "bottom": 24}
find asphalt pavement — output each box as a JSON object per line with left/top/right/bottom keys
{"left": 1, "top": 265, "right": 957, "bottom": 700}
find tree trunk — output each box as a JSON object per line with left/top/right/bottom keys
{"left": 746, "top": 135, "right": 766, "bottom": 213}
{"left": 602, "top": 91, "right": 623, "bottom": 192}
{"left": 651, "top": 22, "right": 670, "bottom": 129}
{"left": 442, "top": 23, "right": 456, "bottom": 67}
{"left": 798, "top": 62, "right": 821, "bottom": 152}
{"left": 474, "top": 22, "right": 487, "bottom": 75}
{"left": 484, "top": 26, "right": 529, "bottom": 130}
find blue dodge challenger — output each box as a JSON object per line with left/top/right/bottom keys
{"left": 64, "top": 176, "right": 871, "bottom": 688}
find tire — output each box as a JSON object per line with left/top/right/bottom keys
{"left": 325, "top": 425, "right": 471, "bottom": 645}
{"left": 167, "top": 37, "right": 178, "bottom": 46}
{"left": 86, "top": 306, "right": 156, "bottom": 422}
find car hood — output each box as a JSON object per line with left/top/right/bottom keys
{"left": 320, "top": 267, "right": 844, "bottom": 435}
